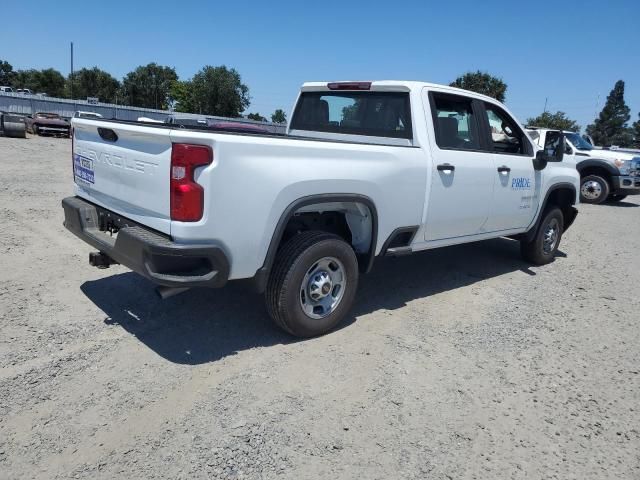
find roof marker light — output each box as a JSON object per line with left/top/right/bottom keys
{"left": 327, "top": 82, "right": 371, "bottom": 91}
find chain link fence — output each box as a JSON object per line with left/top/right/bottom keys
{"left": 0, "top": 92, "right": 287, "bottom": 133}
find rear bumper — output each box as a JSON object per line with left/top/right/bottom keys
{"left": 62, "top": 196, "right": 229, "bottom": 288}
{"left": 611, "top": 175, "right": 640, "bottom": 195}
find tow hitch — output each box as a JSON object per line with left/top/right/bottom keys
{"left": 89, "top": 251, "right": 118, "bottom": 269}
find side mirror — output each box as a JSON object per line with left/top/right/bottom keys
{"left": 543, "top": 131, "right": 565, "bottom": 162}
{"left": 534, "top": 131, "right": 565, "bottom": 170}
{"left": 533, "top": 151, "right": 548, "bottom": 171}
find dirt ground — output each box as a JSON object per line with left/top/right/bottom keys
{"left": 0, "top": 134, "right": 639, "bottom": 480}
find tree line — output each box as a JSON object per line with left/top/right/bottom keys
{"left": 0, "top": 59, "right": 288, "bottom": 123}
{"left": 450, "top": 71, "right": 640, "bottom": 148}
{"left": 1, "top": 59, "right": 638, "bottom": 143}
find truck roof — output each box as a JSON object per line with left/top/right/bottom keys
{"left": 526, "top": 126, "right": 577, "bottom": 134}
{"left": 300, "top": 80, "right": 501, "bottom": 103}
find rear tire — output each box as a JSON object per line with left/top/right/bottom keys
{"left": 580, "top": 175, "right": 609, "bottom": 204}
{"left": 607, "top": 194, "right": 627, "bottom": 202}
{"left": 266, "top": 231, "right": 359, "bottom": 337}
{"left": 520, "top": 207, "right": 564, "bottom": 265}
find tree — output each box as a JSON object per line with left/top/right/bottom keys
{"left": 526, "top": 111, "right": 580, "bottom": 132}
{"left": 271, "top": 109, "right": 287, "bottom": 124}
{"left": 0, "top": 59, "right": 15, "bottom": 86}
{"left": 450, "top": 71, "right": 507, "bottom": 102}
{"left": 169, "top": 80, "right": 195, "bottom": 112}
{"left": 5, "top": 67, "right": 66, "bottom": 96}
{"left": 121, "top": 63, "right": 178, "bottom": 110}
{"left": 247, "top": 112, "right": 266, "bottom": 122}
{"left": 66, "top": 67, "right": 120, "bottom": 103}
{"left": 34, "top": 68, "right": 66, "bottom": 97}
{"left": 632, "top": 113, "right": 640, "bottom": 148}
{"left": 188, "top": 65, "right": 250, "bottom": 117}
{"left": 586, "top": 80, "right": 632, "bottom": 147}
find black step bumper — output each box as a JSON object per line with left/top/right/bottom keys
{"left": 62, "top": 196, "right": 229, "bottom": 288}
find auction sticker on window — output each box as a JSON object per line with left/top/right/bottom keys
{"left": 74, "top": 154, "right": 95, "bottom": 184}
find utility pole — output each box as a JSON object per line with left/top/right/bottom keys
{"left": 70, "top": 42, "right": 74, "bottom": 99}
{"left": 543, "top": 97, "right": 548, "bottom": 114}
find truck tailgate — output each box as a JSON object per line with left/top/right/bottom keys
{"left": 72, "top": 119, "right": 172, "bottom": 234}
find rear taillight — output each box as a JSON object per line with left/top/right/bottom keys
{"left": 170, "top": 143, "right": 213, "bottom": 222}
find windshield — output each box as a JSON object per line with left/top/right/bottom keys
{"left": 36, "top": 113, "right": 61, "bottom": 119}
{"left": 565, "top": 132, "right": 593, "bottom": 150}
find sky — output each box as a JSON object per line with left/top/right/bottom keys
{"left": 2, "top": 0, "right": 639, "bottom": 131}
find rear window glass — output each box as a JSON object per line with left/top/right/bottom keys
{"left": 290, "top": 91, "right": 412, "bottom": 139}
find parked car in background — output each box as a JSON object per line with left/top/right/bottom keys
{"left": 25, "top": 112, "right": 71, "bottom": 137}
{"left": 16, "top": 89, "right": 33, "bottom": 95}
{"left": 137, "top": 116, "right": 164, "bottom": 123}
{"left": 164, "top": 115, "right": 208, "bottom": 127}
{"left": 528, "top": 127, "right": 640, "bottom": 203}
{"left": 0, "top": 86, "right": 14, "bottom": 93}
{"left": 206, "top": 120, "right": 270, "bottom": 133}
{"left": 74, "top": 111, "right": 103, "bottom": 119}
{"left": 64, "top": 80, "right": 579, "bottom": 337}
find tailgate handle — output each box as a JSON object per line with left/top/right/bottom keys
{"left": 98, "top": 127, "right": 118, "bottom": 142}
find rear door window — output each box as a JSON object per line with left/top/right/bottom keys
{"left": 290, "top": 91, "right": 412, "bottom": 139}
{"left": 430, "top": 93, "right": 482, "bottom": 151}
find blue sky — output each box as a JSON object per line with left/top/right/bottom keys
{"left": 2, "top": 0, "right": 639, "bottom": 130}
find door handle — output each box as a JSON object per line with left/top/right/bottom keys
{"left": 497, "top": 166, "right": 511, "bottom": 174}
{"left": 437, "top": 163, "right": 455, "bottom": 172}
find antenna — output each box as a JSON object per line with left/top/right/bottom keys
{"left": 70, "top": 42, "right": 74, "bottom": 99}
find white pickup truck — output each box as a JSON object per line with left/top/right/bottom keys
{"left": 528, "top": 128, "right": 640, "bottom": 204}
{"left": 63, "top": 81, "right": 579, "bottom": 337}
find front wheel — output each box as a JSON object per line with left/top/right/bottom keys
{"left": 520, "top": 207, "right": 564, "bottom": 265}
{"left": 266, "top": 231, "right": 359, "bottom": 337}
{"left": 580, "top": 175, "right": 610, "bottom": 204}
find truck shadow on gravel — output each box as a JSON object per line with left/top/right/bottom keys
{"left": 81, "top": 237, "right": 550, "bottom": 365}
{"left": 603, "top": 201, "right": 639, "bottom": 208}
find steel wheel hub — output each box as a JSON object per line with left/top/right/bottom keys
{"left": 300, "top": 257, "right": 346, "bottom": 319}
{"left": 581, "top": 180, "right": 602, "bottom": 200}
{"left": 543, "top": 218, "right": 559, "bottom": 254}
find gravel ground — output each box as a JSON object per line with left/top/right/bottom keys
{"left": 0, "top": 135, "right": 639, "bottom": 480}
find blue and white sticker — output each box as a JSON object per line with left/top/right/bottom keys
{"left": 511, "top": 177, "right": 531, "bottom": 190}
{"left": 74, "top": 154, "right": 95, "bottom": 184}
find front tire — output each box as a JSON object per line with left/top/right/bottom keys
{"left": 266, "top": 231, "right": 359, "bottom": 337}
{"left": 520, "top": 207, "right": 564, "bottom": 265}
{"left": 580, "top": 175, "right": 610, "bottom": 204}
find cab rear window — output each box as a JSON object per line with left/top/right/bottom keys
{"left": 290, "top": 91, "right": 412, "bottom": 139}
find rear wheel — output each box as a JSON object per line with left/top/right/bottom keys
{"left": 266, "top": 231, "right": 359, "bottom": 337}
{"left": 607, "top": 194, "right": 628, "bottom": 202}
{"left": 580, "top": 175, "right": 609, "bottom": 204}
{"left": 520, "top": 207, "right": 564, "bottom": 265}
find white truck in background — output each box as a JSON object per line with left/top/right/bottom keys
{"left": 63, "top": 81, "right": 579, "bottom": 337}
{"left": 528, "top": 128, "right": 640, "bottom": 204}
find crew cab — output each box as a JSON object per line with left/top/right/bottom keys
{"left": 62, "top": 81, "right": 579, "bottom": 337}
{"left": 528, "top": 127, "right": 640, "bottom": 203}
